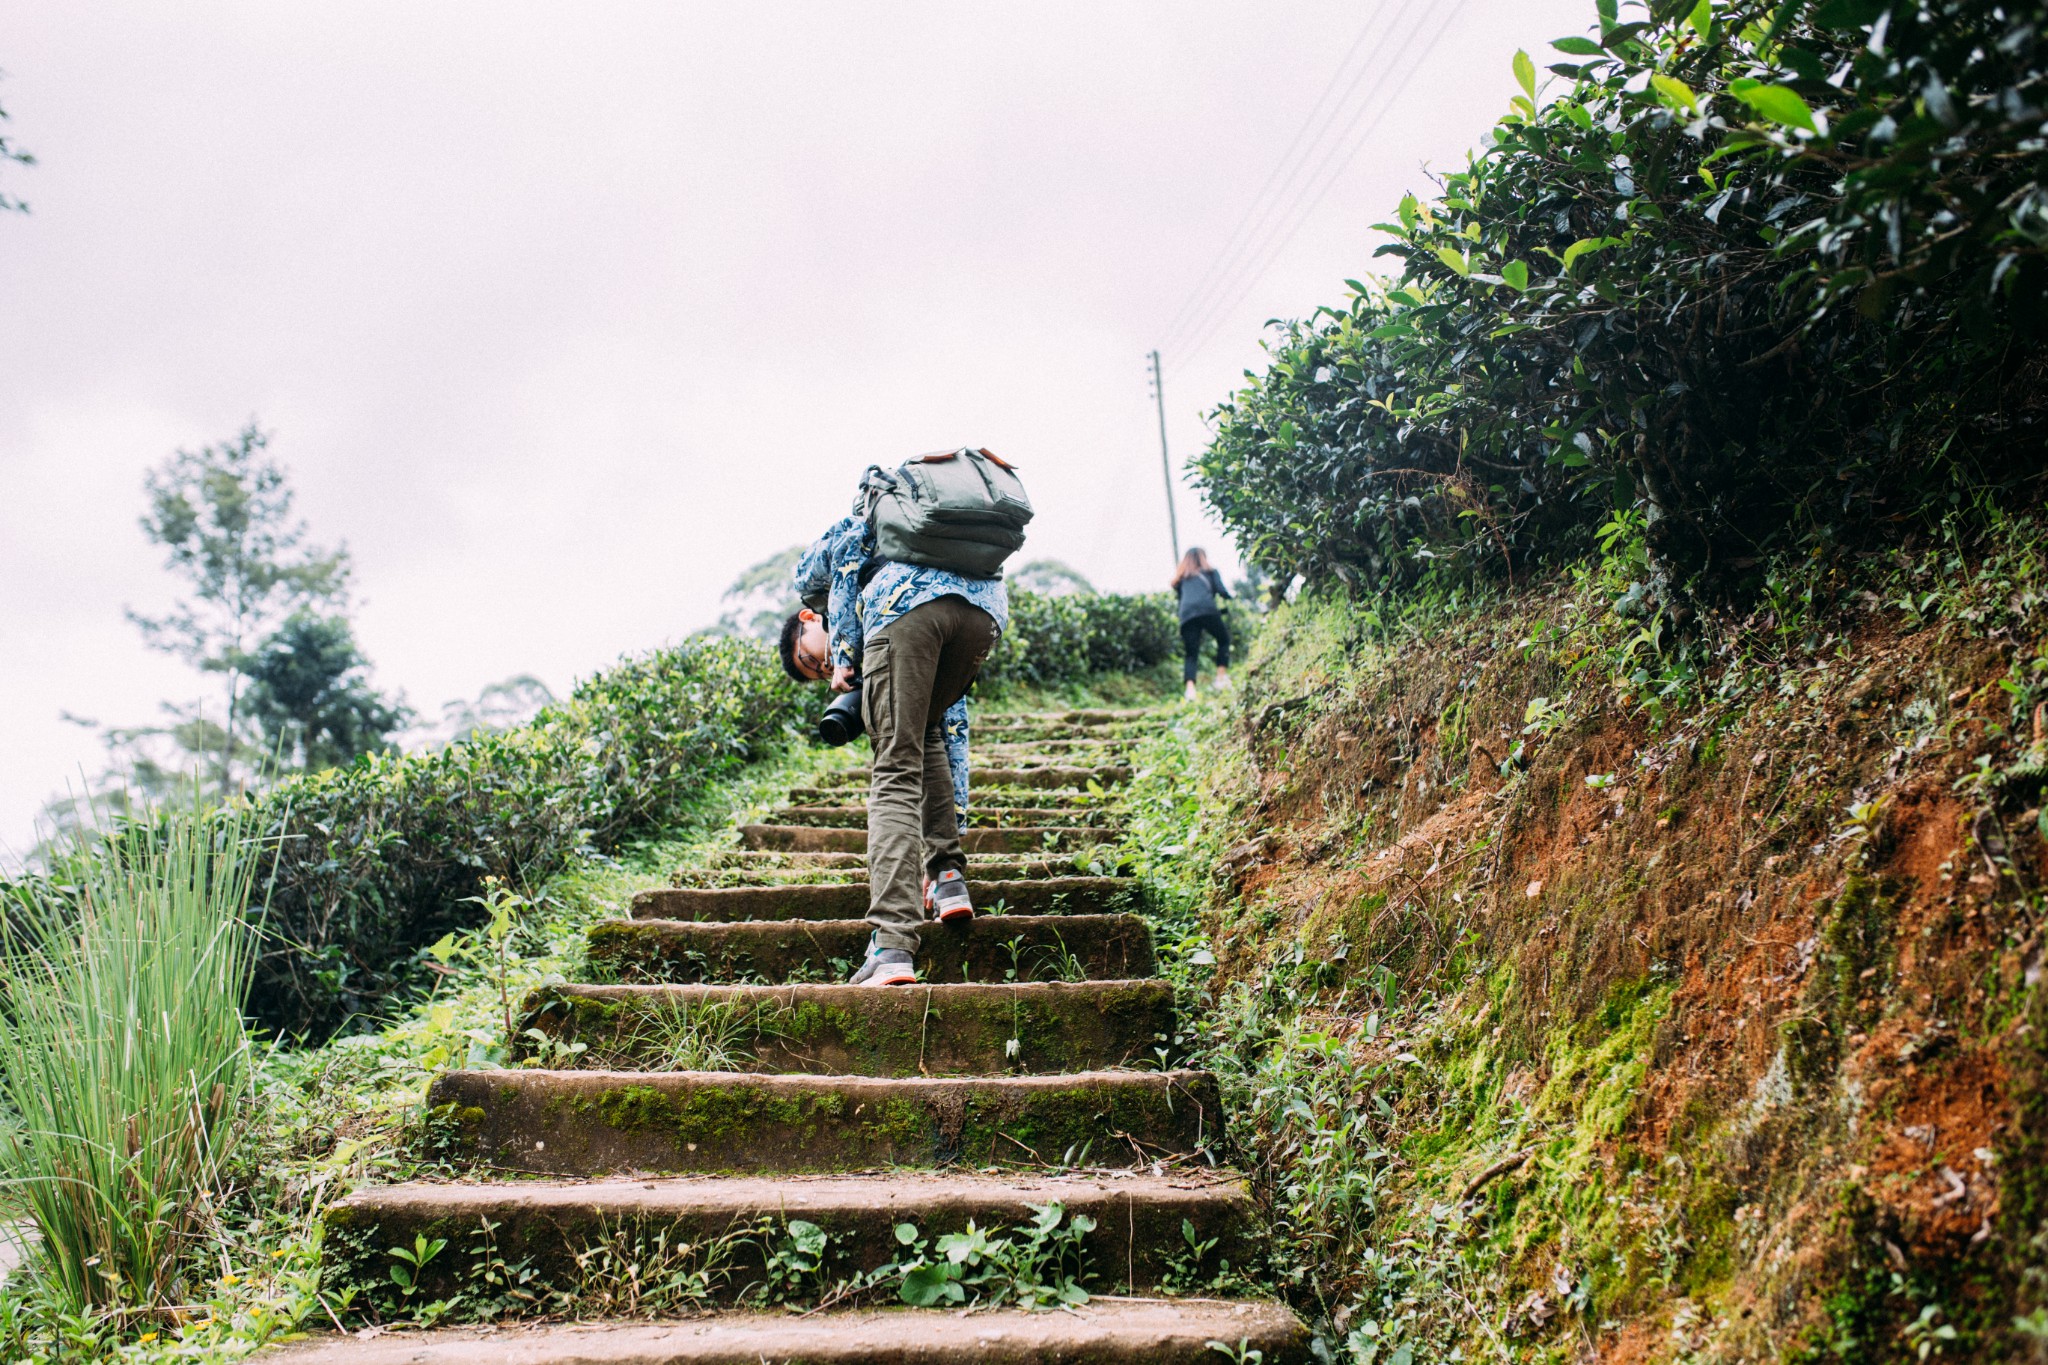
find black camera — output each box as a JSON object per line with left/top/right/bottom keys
{"left": 818, "top": 685, "right": 865, "bottom": 746}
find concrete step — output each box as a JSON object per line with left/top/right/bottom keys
{"left": 818, "top": 766, "right": 1132, "bottom": 790}
{"left": 784, "top": 786, "right": 1106, "bottom": 809}
{"left": 265, "top": 1300, "right": 1312, "bottom": 1365}
{"left": 765, "top": 806, "right": 1111, "bottom": 831}
{"left": 980, "top": 708, "right": 1161, "bottom": 727}
{"left": 628, "top": 877, "right": 1140, "bottom": 923}
{"left": 589, "top": 913, "right": 1155, "bottom": 985}
{"left": 740, "top": 826, "right": 1109, "bottom": 855}
{"left": 517, "top": 980, "right": 1175, "bottom": 1076}
{"left": 703, "top": 851, "right": 1093, "bottom": 872}
{"left": 973, "top": 743, "right": 1129, "bottom": 761}
{"left": 321, "top": 1171, "right": 1257, "bottom": 1306}
{"left": 669, "top": 856, "right": 1102, "bottom": 888}
{"left": 429, "top": 1068, "right": 1217, "bottom": 1175}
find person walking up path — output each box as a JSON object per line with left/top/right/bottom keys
{"left": 782, "top": 506, "right": 1005, "bottom": 987}
{"left": 1173, "top": 547, "right": 1231, "bottom": 702}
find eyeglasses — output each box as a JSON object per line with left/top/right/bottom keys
{"left": 796, "top": 640, "right": 827, "bottom": 678}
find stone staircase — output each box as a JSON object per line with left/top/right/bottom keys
{"left": 286, "top": 708, "right": 1308, "bottom": 1363}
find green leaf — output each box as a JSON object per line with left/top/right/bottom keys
{"left": 1501, "top": 260, "right": 1530, "bottom": 292}
{"left": 1561, "top": 237, "right": 1614, "bottom": 271}
{"left": 1730, "top": 81, "right": 1817, "bottom": 132}
{"left": 1512, "top": 49, "right": 1536, "bottom": 100}
{"left": 1434, "top": 246, "right": 1472, "bottom": 278}
{"left": 1684, "top": 0, "right": 1712, "bottom": 35}
{"left": 1649, "top": 73, "right": 1697, "bottom": 114}
{"left": 899, "top": 1264, "right": 953, "bottom": 1307}
{"left": 1551, "top": 35, "right": 1605, "bottom": 55}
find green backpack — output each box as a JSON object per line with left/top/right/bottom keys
{"left": 858, "top": 448, "right": 1034, "bottom": 578}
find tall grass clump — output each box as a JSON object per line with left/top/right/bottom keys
{"left": 0, "top": 806, "right": 259, "bottom": 1318}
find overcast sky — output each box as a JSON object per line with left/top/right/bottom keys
{"left": 1, "top": 0, "right": 1591, "bottom": 854}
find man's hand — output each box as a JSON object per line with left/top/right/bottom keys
{"left": 831, "top": 664, "right": 856, "bottom": 694}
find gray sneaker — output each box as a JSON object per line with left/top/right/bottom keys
{"left": 926, "top": 869, "right": 974, "bottom": 924}
{"left": 850, "top": 938, "right": 918, "bottom": 987}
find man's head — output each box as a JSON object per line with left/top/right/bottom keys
{"left": 778, "top": 608, "right": 831, "bottom": 683}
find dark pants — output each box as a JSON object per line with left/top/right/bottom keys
{"left": 1181, "top": 613, "right": 1230, "bottom": 683}
{"left": 860, "top": 596, "right": 998, "bottom": 953}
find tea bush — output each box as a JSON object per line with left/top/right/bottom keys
{"left": 978, "top": 589, "right": 1183, "bottom": 688}
{"left": 1198, "top": 0, "right": 2047, "bottom": 603}
{"left": 242, "top": 637, "right": 807, "bottom": 1039}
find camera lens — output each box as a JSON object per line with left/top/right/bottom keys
{"left": 818, "top": 686, "right": 864, "bottom": 746}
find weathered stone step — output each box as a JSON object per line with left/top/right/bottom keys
{"left": 741, "top": 825, "right": 1105, "bottom": 854}
{"left": 973, "top": 743, "right": 1129, "bottom": 761}
{"left": 765, "top": 805, "right": 1111, "bottom": 830}
{"left": 321, "top": 1171, "right": 1256, "bottom": 1305}
{"left": 818, "top": 766, "right": 1132, "bottom": 790}
{"left": 628, "top": 876, "right": 1139, "bottom": 923}
{"left": 590, "top": 912, "right": 1154, "bottom": 984}
{"left": 429, "top": 1068, "right": 1216, "bottom": 1174}
{"left": 518, "top": 980, "right": 1174, "bottom": 1075}
{"left": 784, "top": 785, "right": 1106, "bottom": 809}
{"left": 267, "top": 1300, "right": 1312, "bottom": 1365}
{"left": 703, "top": 851, "right": 1092, "bottom": 872}
{"left": 980, "top": 708, "right": 1159, "bottom": 726}
{"left": 670, "top": 856, "right": 1103, "bottom": 888}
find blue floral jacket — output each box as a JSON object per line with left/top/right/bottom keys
{"left": 792, "top": 516, "right": 1008, "bottom": 821}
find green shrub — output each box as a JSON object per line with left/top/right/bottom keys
{"left": 243, "top": 637, "right": 806, "bottom": 1039}
{"left": 0, "top": 805, "right": 258, "bottom": 1317}
{"left": 977, "top": 589, "right": 1189, "bottom": 688}
{"left": 1198, "top": 0, "right": 2047, "bottom": 602}
{"left": 1077, "top": 593, "right": 1180, "bottom": 674}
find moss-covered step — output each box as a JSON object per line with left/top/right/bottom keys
{"left": 763, "top": 805, "right": 1111, "bottom": 831}
{"left": 426, "top": 1068, "right": 1218, "bottom": 1174}
{"left": 740, "top": 825, "right": 1107, "bottom": 854}
{"left": 702, "top": 851, "right": 1093, "bottom": 872}
{"left": 588, "top": 912, "right": 1155, "bottom": 985}
{"left": 515, "top": 980, "right": 1175, "bottom": 1076}
{"left": 320, "top": 1170, "right": 1258, "bottom": 1306}
{"left": 626, "top": 877, "right": 1141, "bottom": 923}
{"left": 783, "top": 786, "right": 1107, "bottom": 809}
{"left": 264, "top": 1299, "right": 1313, "bottom": 1365}
{"left": 817, "top": 766, "right": 1133, "bottom": 791}
{"left": 980, "top": 708, "right": 1159, "bottom": 726}
{"left": 669, "top": 857, "right": 1099, "bottom": 888}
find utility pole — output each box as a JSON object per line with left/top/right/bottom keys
{"left": 1148, "top": 349, "right": 1181, "bottom": 566}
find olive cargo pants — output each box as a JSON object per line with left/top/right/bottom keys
{"left": 860, "top": 595, "right": 997, "bottom": 953}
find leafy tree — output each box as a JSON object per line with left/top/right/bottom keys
{"left": 1012, "top": 559, "right": 1097, "bottom": 598}
{"left": 436, "top": 675, "right": 556, "bottom": 744}
{"left": 0, "top": 73, "right": 33, "bottom": 215}
{"left": 239, "top": 612, "right": 410, "bottom": 772}
{"left": 704, "top": 544, "right": 806, "bottom": 640}
{"left": 127, "top": 423, "right": 351, "bottom": 793}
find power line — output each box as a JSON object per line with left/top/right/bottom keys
{"left": 1155, "top": 3, "right": 1398, "bottom": 350}
{"left": 1158, "top": 0, "right": 1426, "bottom": 359}
{"left": 1170, "top": 0, "right": 1470, "bottom": 372}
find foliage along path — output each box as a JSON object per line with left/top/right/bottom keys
{"left": 277, "top": 707, "right": 1308, "bottom": 1362}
